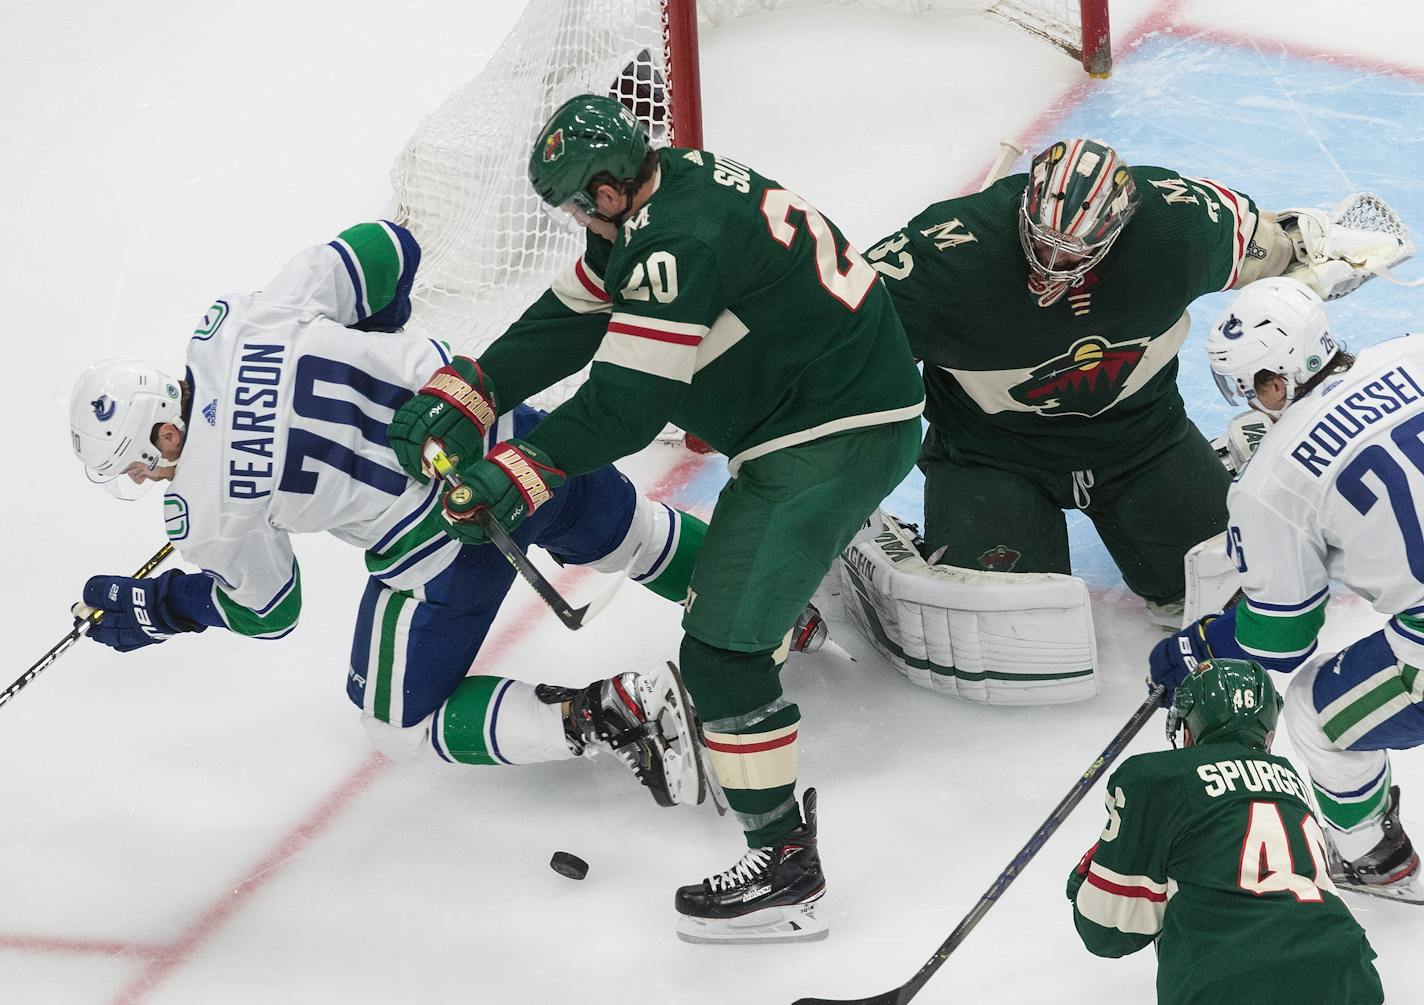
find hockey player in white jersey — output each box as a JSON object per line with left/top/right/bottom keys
{"left": 67, "top": 220, "right": 716, "bottom": 805}
{"left": 1149, "top": 276, "right": 1422, "bottom": 900}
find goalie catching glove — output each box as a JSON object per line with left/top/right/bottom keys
{"left": 388, "top": 356, "right": 500, "bottom": 484}
{"left": 440, "top": 439, "right": 566, "bottom": 545}
{"left": 1278, "top": 192, "right": 1416, "bottom": 301}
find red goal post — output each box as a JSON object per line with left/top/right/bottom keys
{"left": 389, "top": 0, "right": 1110, "bottom": 417}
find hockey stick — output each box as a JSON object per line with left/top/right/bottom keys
{"left": 792, "top": 684, "right": 1167, "bottom": 1005}
{"left": 3, "top": 543, "right": 175, "bottom": 711}
{"left": 423, "top": 444, "right": 627, "bottom": 631}
{"left": 979, "top": 139, "right": 1026, "bottom": 191}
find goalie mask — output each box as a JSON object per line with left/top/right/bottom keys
{"left": 1019, "top": 139, "right": 1140, "bottom": 302}
{"left": 1169, "top": 658, "right": 1282, "bottom": 750}
{"left": 528, "top": 93, "right": 651, "bottom": 230}
{"left": 69, "top": 359, "right": 184, "bottom": 499}
{"left": 1206, "top": 276, "right": 1339, "bottom": 419}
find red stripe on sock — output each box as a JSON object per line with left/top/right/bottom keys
{"left": 703, "top": 729, "right": 797, "bottom": 755}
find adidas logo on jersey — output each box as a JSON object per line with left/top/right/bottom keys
{"left": 202, "top": 399, "right": 218, "bottom": 426}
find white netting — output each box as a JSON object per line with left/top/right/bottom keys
{"left": 390, "top": 0, "right": 1087, "bottom": 410}
{"left": 391, "top": 0, "right": 674, "bottom": 408}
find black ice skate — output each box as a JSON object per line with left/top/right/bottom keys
{"left": 1328, "top": 786, "right": 1424, "bottom": 906}
{"left": 539, "top": 664, "right": 705, "bottom": 808}
{"left": 674, "top": 788, "right": 828, "bottom": 944}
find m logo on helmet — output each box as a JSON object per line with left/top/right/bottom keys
{"left": 1220, "top": 314, "right": 1244, "bottom": 340}
{"left": 91, "top": 395, "right": 116, "bottom": 421}
{"left": 542, "top": 129, "right": 565, "bottom": 163}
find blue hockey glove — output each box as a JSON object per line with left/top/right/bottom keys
{"left": 81, "top": 569, "right": 211, "bottom": 652}
{"left": 1148, "top": 615, "right": 1217, "bottom": 706}
{"left": 441, "top": 439, "right": 566, "bottom": 545}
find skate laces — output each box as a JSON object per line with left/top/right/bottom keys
{"left": 707, "top": 848, "right": 772, "bottom": 892}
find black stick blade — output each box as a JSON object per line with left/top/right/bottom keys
{"left": 793, "top": 994, "right": 903, "bottom": 1005}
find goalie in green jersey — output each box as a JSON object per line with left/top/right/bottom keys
{"left": 842, "top": 139, "right": 1412, "bottom": 710}
{"left": 1068, "top": 658, "right": 1384, "bottom": 1004}
{"left": 385, "top": 95, "right": 924, "bottom": 943}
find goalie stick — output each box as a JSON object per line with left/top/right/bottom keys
{"left": 792, "top": 684, "right": 1166, "bottom": 1005}
{"left": 979, "top": 139, "right": 1026, "bottom": 190}
{"left": 3, "top": 543, "right": 174, "bottom": 712}
{"left": 423, "top": 443, "right": 630, "bottom": 631}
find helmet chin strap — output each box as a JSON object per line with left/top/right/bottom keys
{"left": 593, "top": 184, "right": 635, "bottom": 227}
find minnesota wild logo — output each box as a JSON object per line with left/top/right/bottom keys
{"left": 977, "top": 545, "right": 1021, "bottom": 572}
{"left": 1009, "top": 334, "right": 1151, "bottom": 418}
{"left": 542, "top": 128, "right": 565, "bottom": 163}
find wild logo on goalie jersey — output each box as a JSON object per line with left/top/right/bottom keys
{"left": 1007, "top": 333, "right": 1152, "bottom": 417}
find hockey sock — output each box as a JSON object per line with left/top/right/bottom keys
{"left": 1316, "top": 762, "right": 1394, "bottom": 859}
{"left": 681, "top": 635, "right": 803, "bottom": 847}
{"left": 589, "top": 495, "right": 707, "bottom": 603}
{"left": 433, "top": 677, "right": 575, "bottom": 766}
{"left": 634, "top": 507, "right": 706, "bottom": 603}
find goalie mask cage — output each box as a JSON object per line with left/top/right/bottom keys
{"left": 390, "top": 0, "right": 1110, "bottom": 410}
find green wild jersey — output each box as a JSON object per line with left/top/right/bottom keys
{"left": 479, "top": 147, "right": 924, "bottom": 475}
{"left": 867, "top": 167, "right": 1262, "bottom": 472}
{"left": 1068, "top": 743, "right": 1383, "bottom": 1005}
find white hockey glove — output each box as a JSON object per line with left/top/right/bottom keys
{"left": 1210, "top": 409, "right": 1272, "bottom": 475}
{"left": 838, "top": 510, "right": 1098, "bottom": 705}
{"left": 1279, "top": 192, "right": 1418, "bottom": 300}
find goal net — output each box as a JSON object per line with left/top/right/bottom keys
{"left": 390, "top": 0, "right": 1108, "bottom": 410}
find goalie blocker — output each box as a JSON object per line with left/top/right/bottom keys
{"left": 838, "top": 510, "right": 1097, "bottom": 705}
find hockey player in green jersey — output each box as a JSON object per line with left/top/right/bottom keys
{"left": 385, "top": 95, "right": 924, "bottom": 942}
{"left": 1068, "top": 657, "right": 1384, "bottom": 1005}
{"left": 862, "top": 138, "right": 1404, "bottom": 636}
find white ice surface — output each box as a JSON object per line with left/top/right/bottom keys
{"left": 2, "top": 1, "right": 1422, "bottom": 1003}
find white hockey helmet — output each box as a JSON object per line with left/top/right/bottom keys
{"left": 69, "top": 359, "right": 185, "bottom": 496}
{"left": 1206, "top": 277, "right": 1339, "bottom": 417}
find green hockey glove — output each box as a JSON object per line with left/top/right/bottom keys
{"left": 440, "top": 439, "right": 567, "bottom": 545}
{"left": 388, "top": 356, "right": 499, "bottom": 484}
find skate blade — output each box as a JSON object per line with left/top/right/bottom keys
{"left": 643, "top": 663, "right": 707, "bottom": 807}
{"left": 674, "top": 898, "right": 829, "bottom": 945}
{"left": 1332, "top": 877, "right": 1424, "bottom": 906}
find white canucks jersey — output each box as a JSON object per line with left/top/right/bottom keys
{"left": 164, "top": 222, "right": 496, "bottom": 638}
{"left": 1227, "top": 334, "right": 1424, "bottom": 667}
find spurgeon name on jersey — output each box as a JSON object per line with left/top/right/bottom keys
{"left": 867, "top": 167, "right": 1260, "bottom": 471}
{"left": 165, "top": 221, "right": 483, "bottom": 639}
{"left": 476, "top": 147, "right": 924, "bottom": 476}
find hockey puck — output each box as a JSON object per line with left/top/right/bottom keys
{"left": 549, "top": 851, "right": 589, "bottom": 881}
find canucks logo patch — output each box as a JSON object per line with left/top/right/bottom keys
{"left": 1009, "top": 334, "right": 1152, "bottom": 418}
{"left": 164, "top": 494, "right": 190, "bottom": 542}
{"left": 91, "top": 395, "right": 116, "bottom": 421}
{"left": 1220, "top": 314, "right": 1244, "bottom": 340}
{"left": 542, "top": 128, "right": 564, "bottom": 163}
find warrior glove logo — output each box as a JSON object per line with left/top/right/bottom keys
{"left": 91, "top": 395, "right": 116, "bottom": 421}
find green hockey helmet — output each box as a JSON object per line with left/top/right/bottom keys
{"left": 1019, "top": 138, "right": 1140, "bottom": 288}
{"left": 528, "top": 94, "right": 650, "bottom": 224}
{"left": 1171, "top": 658, "right": 1283, "bottom": 750}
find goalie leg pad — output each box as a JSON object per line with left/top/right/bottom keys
{"left": 1183, "top": 531, "right": 1243, "bottom": 624}
{"left": 838, "top": 510, "right": 1098, "bottom": 705}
